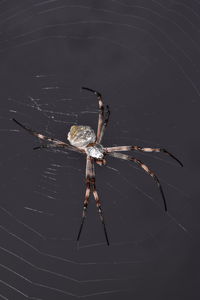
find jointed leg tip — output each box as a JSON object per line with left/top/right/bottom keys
{"left": 163, "top": 202, "right": 168, "bottom": 213}
{"left": 12, "top": 118, "right": 24, "bottom": 127}
{"left": 163, "top": 200, "right": 167, "bottom": 212}
{"left": 76, "top": 233, "right": 81, "bottom": 242}
{"left": 81, "top": 86, "right": 101, "bottom": 97}
{"left": 81, "top": 86, "right": 91, "bottom": 91}
{"left": 175, "top": 158, "right": 183, "bottom": 167}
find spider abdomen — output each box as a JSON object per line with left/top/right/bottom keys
{"left": 67, "top": 125, "right": 96, "bottom": 147}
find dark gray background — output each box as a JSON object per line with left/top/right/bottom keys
{"left": 0, "top": 0, "right": 199, "bottom": 299}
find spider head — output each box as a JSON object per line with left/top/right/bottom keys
{"left": 67, "top": 125, "right": 96, "bottom": 147}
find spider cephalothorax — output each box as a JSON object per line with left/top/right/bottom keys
{"left": 13, "top": 86, "right": 183, "bottom": 246}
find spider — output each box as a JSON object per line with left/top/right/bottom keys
{"left": 12, "top": 87, "right": 183, "bottom": 245}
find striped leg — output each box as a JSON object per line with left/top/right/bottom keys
{"left": 90, "top": 161, "right": 109, "bottom": 245}
{"left": 105, "top": 145, "right": 183, "bottom": 167}
{"left": 109, "top": 152, "right": 167, "bottom": 211}
{"left": 33, "top": 144, "right": 55, "bottom": 150}
{"left": 13, "top": 118, "right": 82, "bottom": 153}
{"left": 33, "top": 143, "right": 72, "bottom": 151}
{"left": 99, "top": 105, "right": 110, "bottom": 143}
{"left": 77, "top": 156, "right": 93, "bottom": 242}
{"left": 81, "top": 87, "right": 109, "bottom": 143}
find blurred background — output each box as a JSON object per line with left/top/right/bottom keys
{"left": 0, "top": 0, "right": 199, "bottom": 299}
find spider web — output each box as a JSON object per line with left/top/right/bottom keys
{"left": 0, "top": 0, "right": 199, "bottom": 299}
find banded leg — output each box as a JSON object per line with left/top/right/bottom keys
{"left": 33, "top": 144, "right": 55, "bottom": 150}
{"left": 99, "top": 105, "right": 110, "bottom": 144}
{"left": 109, "top": 152, "right": 167, "bottom": 211}
{"left": 90, "top": 161, "right": 110, "bottom": 245}
{"left": 81, "top": 87, "right": 108, "bottom": 143}
{"left": 77, "top": 156, "right": 93, "bottom": 242}
{"left": 105, "top": 145, "right": 183, "bottom": 167}
{"left": 13, "top": 118, "right": 82, "bottom": 153}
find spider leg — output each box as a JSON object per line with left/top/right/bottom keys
{"left": 77, "top": 156, "right": 93, "bottom": 242}
{"left": 33, "top": 145, "right": 49, "bottom": 150}
{"left": 90, "top": 160, "right": 109, "bottom": 245}
{"left": 105, "top": 145, "right": 183, "bottom": 167}
{"left": 109, "top": 152, "right": 167, "bottom": 211}
{"left": 81, "top": 87, "right": 110, "bottom": 144}
{"left": 77, "top": 182, "right": 91, "bottom": 242}
{"left": 99, "top": 105, "right": 110, "bottom": 143}
{"left": 13, "top": 118, "right": 82, "bottom": 154}
{"left": 33, "top": 144, "right": 59, "bottom": 150}
{"left": 77, "top": 156, "right": 109, "bottom": 245}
